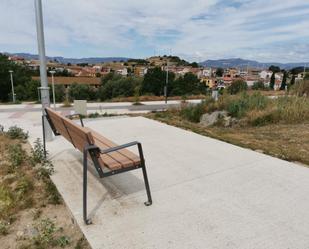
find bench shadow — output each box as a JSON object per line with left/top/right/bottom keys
{"left": 51, "top": 148, "right": 147, "bottom": 220}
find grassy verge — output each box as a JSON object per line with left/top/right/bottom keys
{"left": 0, "top": 126, "right": 90, "bottom": 249}
{"left": 145, "top": 98, "right": 309, "bottom": 166}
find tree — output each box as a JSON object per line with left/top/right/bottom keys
{"left": 171, "top": 72, "right": 205, "bottom": 96}
{"left": 252, "top": 81, "right": 265, "bottom": 90}
{"left": 69, "top": 83, "right": 97, "bottom": 101}
{"left": 289, "top": 67, "right": 303, "bottom": 86}
{"left": 190, "top": 62, "right": 199, "bottom": 68}
{"left": 101, "top": 72, "right": 121, "bottom": 85}
{"left": 0, "top": 53, "right": 32, "bottom": 102}
{"left": 142, "top": 67, "right": 175, "bottom": 96}
{"left": 228, "top": 79, "right": 248, "bottom": 94}
{"left": 280, "top": 70, "right": 288, "bottom": 90}
{"left": 98, "top": 77, "right": 142, "bottom": 100}
{"left": 269, "top": 65, "right": 280, "bottom": 89}
{"left": 216, "top": 68, "right": 224, "bottom": 77}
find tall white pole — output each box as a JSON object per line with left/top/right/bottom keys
{"left": 34, "top": 0, "right": 53, "bottom": 141}
{"left": 165, "top": 60, "right": 169, "bottom": 104}
{"left": 9, "top": 70, "right": 16, "bottom": 103}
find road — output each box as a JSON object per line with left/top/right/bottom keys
{"left": 0, "top": 99, "right": 202, "bottom": 114}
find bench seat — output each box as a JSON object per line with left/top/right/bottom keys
{"left": 87, "top": 128, "right": 141, "bottom": 170}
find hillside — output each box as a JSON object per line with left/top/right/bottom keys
{"left": 199, "top": 58, "right": 309, "bottom": 69}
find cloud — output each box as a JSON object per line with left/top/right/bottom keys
{"left": 0, "top": 0, "right": 308, "bottom": 62}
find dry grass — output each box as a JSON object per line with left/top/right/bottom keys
{"left": 0, "top": 133, "right": 90, "bottom": 249}
{"left": 146, "top": 112, "right": 309, "bottom": 166}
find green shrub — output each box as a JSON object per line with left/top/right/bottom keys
{"left": 252, "top": 81, "right": 266, "bottom": 90}
{"left": 88, "top": 112, "right": 100, "bottom": 118}
{"left": 45, "top": 180, "right": 61, "bottom": 205}
{"left": 290, "top": 80, "right": 309, "bottom": 97}
{"left": 33, "top": 218, "right": 57, "bottom": 247}
{"left": 16, "top": 176, "right": 33, "bottom": 196}
{"left": 180, "top": 103, "right": 205, "bottom": 123}
{"left": 69, "top": 83, "right": 97, "bottom": 101}
{"left": 31, "top": 138, "right": 46, "bottom": 165}
{"left": 227, "top": 97, "right": 248, "bottom": 118}
{"left": 275, "top": 96, "right": 309, "bottom": 123}
{"left": 0, "top": 186, "right": 14, "bottom": 219}
{"left": 57, "top": 236, "right": 70, "bottom": 247}
{"left": 228, "top": 79, "right": 248, "bottom": 94}
{"left": 15, "top": 176, "right": 34, "bottom": 209}
{"left": 53, "top": 85, "right": 66, "bottom": 102}
{"left": 0, "top": 220, "right": 9, "bottom": 236}
{"left": 6, "top": 126, "right": 28, "bottom": 140}
{"left": 98, "top": 76, "right": 141, "bottom": 100}
{"left": 226, "top": 92, "right": 269, "bottom": 118}
{"left": 8, "top": 144, "right": 25, "bottom": 168}
{"left": 247, "top": 110, "right": 277, "bottom": 126}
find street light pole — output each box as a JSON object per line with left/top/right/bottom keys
{"left": 34, "top": 0, "right": 53, "bottom": 142}
{"left": 164, "top": 60, "right": 169, "bottom": 104}
{"left": 49, "top": 71, "right": 56, "bottom": 109}
{"left": 8, "top": 70, "right": 16, "bottom": 103}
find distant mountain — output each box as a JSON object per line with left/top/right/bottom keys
{"left": 5, "top": 52, "right": 130, "bottom": 64}
{"left": 199, "top": 58, "right": 309, "bottom": 70}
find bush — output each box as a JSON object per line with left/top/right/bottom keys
{"left": 226, "top": 92, "right": 269, "bottom": 118}
{"left": 6, "top": 126, "right": 28, "bottom": 140}
{"left": 31, "top": 138, "right": 54, "bottom": 177}
{"left": 53, "top": 84, "right": 66, "bottom": 102}
{"left": 8, "top": 144, "right": 25, "bottom": 168}
{"left": 0, "top": 186, "right": 14, "bottom": 219}
{"left": 252, "top": 81, "right": 265, "bottom": 90}
{"left": 98, "top": 77, "right": 141, "bottom": 101}
{"left": 246, "top": 95, "right": 309, "bottom": 126}
{"left": 290, "top": 80, "right": 309, "bottom": 97}
{"left": 69, "top": 83, "right": 97, "bottom": 101}
{"left": 180, "top": 102, "right": 205, "bottom": 123}
{"left": 0, "top": 220, "right": 9, "bottom": 235}
{"left": 275, "top": 96, "right": 309, "bottom": 123}
{"left": 228, "top": 79, "right": 248, "bottom": 94}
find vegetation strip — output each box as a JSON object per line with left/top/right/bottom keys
{"left": 0, "top": 125, "right": 90, "bottom": 249}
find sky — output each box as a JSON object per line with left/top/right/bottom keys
{"left": 1, "top": 0, "right": 309, "bottom": 63}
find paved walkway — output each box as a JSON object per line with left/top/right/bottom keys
{"left": 1, "top": 116, "right": 309, "bottom": 249}
{"left": 0, "top": 99, "right": 201, "bottom": 114}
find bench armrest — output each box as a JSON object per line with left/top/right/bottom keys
{"left": 99, "top": 141, "right": 140, "bottom": 154}
{"left": 85, "top": 141, "right": 145, "bottom": 163}
{"left": 66, "top": 113, "right": 85, "bottom": 127}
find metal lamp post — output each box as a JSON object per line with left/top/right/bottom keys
{"left": 164, "top": 60, "right": 169, "bottom": 104}
{"left": 49, "top": 70, "right": 56, "bottom": 109}
{"left": 8, "top": 70, "right": 16, "bottom": 103}
{"left": 34, "top": 0, "right": 53, "bottom": 145}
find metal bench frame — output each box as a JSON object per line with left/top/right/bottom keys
{"left": 42, "top": 110, "right": 152, "bottom": 225}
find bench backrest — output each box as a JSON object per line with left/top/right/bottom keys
{"left": 45, "top": 107, "right": 94, "bottom": 152}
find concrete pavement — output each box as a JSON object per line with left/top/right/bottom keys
{"left": 2, "top": 114, "right": 309, "bottom": 249}
{"left": 0, "top": 99, "right": 202, "bottom": 114}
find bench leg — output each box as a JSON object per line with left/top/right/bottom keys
{"left": 83, "top": 149, "right": 92, "bottom": 225}
{"left": 137, "top": 143, "right": 152, "bottom": 206}
{"left": 42, "top": 115, "right": 47, "bottom": 158}
{"left": 142, "top": 163, "right": 152, "bottom": 206}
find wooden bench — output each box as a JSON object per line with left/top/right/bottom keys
{"left": 43, "top": 107, "right": 152, "bottom": 224}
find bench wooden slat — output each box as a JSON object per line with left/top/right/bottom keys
{"left": 88, "top": 128, "right": 141, "bottom": 170}
{"left": 46, "top": 109, "right": 72, "bottom": 142}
